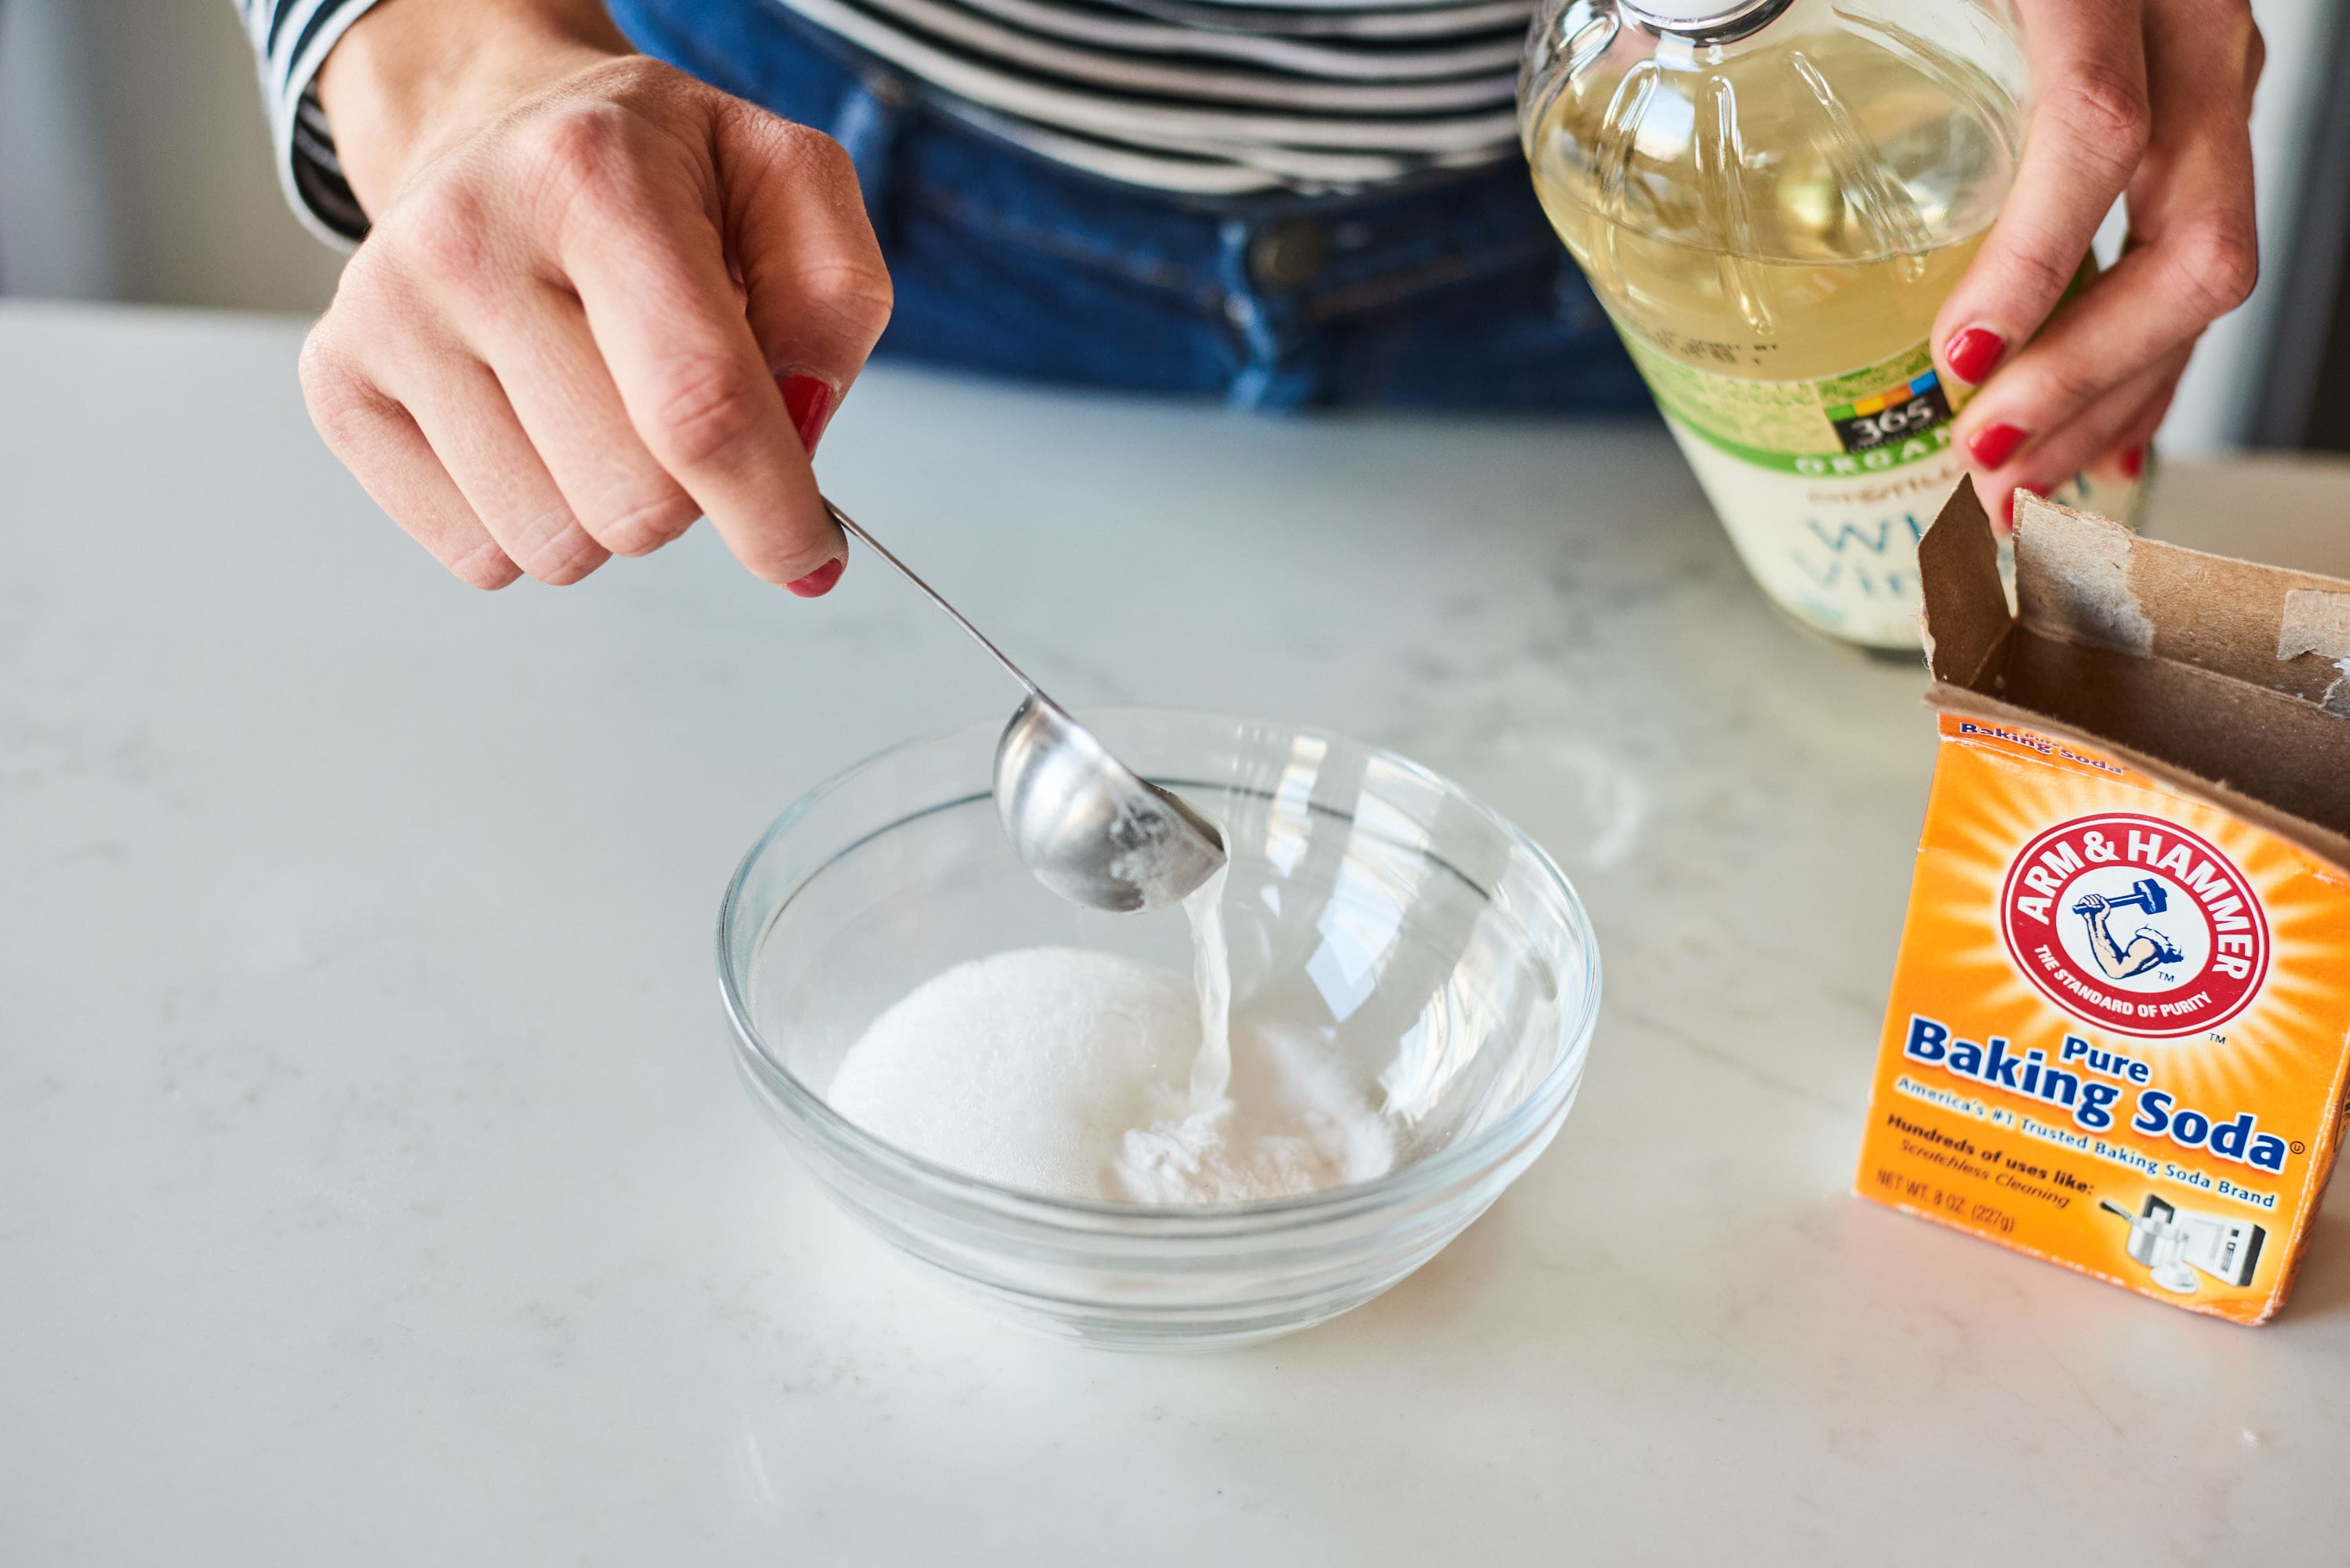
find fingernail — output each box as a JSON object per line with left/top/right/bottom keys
{"left": 1996, "top": 484, "right": 2045, "bottom": 532}
{"left": 1967, "top": 420, "right": 2029, "bottom": 470}
{"left": 2120, "top": 443, "right": 2147, "bottom": 480}
{"left": 779, "top": 373, "right": 835, "bottom": 456}
{"left": 1944, "top": 325, "right": 2006, "bottom": 387}
{"left": 785, "top": 557, "right": 844, "bottom": 598}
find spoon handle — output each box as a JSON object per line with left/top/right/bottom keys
{"left": 822, "top": 497, "right": 1044, "bottom": 699}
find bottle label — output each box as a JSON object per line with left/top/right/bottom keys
{"left": 1614, "top": 325, "right": 2139, "bottom": 649}
{"left": 1619, "top": 332, "right": 1958, "bottom": 477}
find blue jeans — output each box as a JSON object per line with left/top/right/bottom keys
{"left": 608, "top": 0, "right": 1650, "bottom": 413}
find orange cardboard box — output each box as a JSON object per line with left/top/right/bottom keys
{"left": 1856, "top": 486, "right": 2350, "bottom": 1323}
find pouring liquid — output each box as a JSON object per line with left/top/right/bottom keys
{"left": 1182, "top": 863, "right": 1234, "bottom": 1109}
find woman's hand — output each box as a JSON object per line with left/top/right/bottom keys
{"left": 1933, "top": 0, "right": 2263, "bottom": 524}
{"left": 302, "top": 0, "right": 890, "bottom": 590}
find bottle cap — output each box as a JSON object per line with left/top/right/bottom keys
{"left": 1617, "top": 0, "right": 1792, "bottom": 42}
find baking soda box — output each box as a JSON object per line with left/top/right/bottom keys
{"left": 1856, "top": 485, "right": 2350, "bottom": 1323}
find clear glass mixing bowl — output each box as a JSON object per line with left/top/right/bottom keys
{"left": 717, "top": 710, "right": 1600, "bottom": 1350}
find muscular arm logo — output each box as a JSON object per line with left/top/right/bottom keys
{"left": 2075, "top": 888, "right": 2187, "bottom": 981}
{"left": 2004, "top": 815, "right": 2268, "bottom": 1038}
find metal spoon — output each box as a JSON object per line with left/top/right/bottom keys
{"left": 823, "top": 498, "right": 1226, "bottom": 913}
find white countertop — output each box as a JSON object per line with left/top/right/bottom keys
{"left": 4, "top": 303, "right": 2346, "bottom": 1565}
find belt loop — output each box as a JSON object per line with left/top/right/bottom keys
{"left": 1218, "top": 220, "right": 1279, "bottom": 357}
{"left": 1219, "top": 216, "right": 1319, "bottom": 410}
{"left": 831, "top": 72, "right": 910, "bottom": 240}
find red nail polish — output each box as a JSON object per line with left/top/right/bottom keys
{"left": 2120, "top": 443, "right": 2147, "bottom": 480}
{"left": 780, "top": 374, "right": 834, "bottom": 456}
{"left": 1996, "top": 484, "right": 2046, "bottom": 532}
{"left": 1967, "top": 420, "right": 2029, "bottom": 470}
{"left": 785, "top": 557, "right": 844, "bottom": 598}
{"left": 1945, "top": 326, "right": 2006, "bottom": 386}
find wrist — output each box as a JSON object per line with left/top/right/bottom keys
{"left": 317, "top": 0, "right": 633, "bottom": 215}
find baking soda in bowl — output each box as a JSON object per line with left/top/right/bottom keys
{"left": 825, "top": 871, "right": 1400, "bottom": 1205}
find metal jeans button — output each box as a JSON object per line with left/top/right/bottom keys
{"left": 1248, "top": 221, "right": 1328, "bottom": 290}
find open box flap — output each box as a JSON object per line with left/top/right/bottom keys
{"left": 1918, "top": 481, "right": 2350, "bottom": 877}
{"left": 2012, "top": 492, "right": 2350, "bottom": 707}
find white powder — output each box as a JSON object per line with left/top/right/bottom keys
{"left": 1109, "top": 1019, "right": 1400, "bottom": 1205}
{"left": 825, "top": 878, "right": 1396, "bottom": 1205}
{"left": 1182, "top": 864, "right": 1233, "bottom": 1107}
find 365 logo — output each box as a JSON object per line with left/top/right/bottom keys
{"left": 1999, "top": 813, "right": 2269, "bottom": 1038}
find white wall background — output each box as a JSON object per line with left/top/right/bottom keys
{"left": 2157, "top": 0, "right": 2341, "bottom": 454}
{"left": 0, "top": 0, "right": 346, "bottom": 311}
{"left": 0, "top": 0, "right": 2337, "bottom": 452}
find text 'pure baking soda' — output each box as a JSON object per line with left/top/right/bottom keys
{"left": 1855, "top": 488, "right": 2350, "bottom": 1322}
{"left": 1518, "top": 0, "right": 2139, "bottom": 649}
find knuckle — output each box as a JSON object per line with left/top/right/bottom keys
{"left": 641, "top": 354, "right": 766, "bottom": 469}
{"left": 2034, "top": 353, "right": 2107, "bottom": 412}
{"left": 296, "top": 321, "right": 343, "bottom": 398}
{"left": 328, "top": 239, "right": 399, "bottom": 318}
{"left": 779, "top": 122, "right": 861, "bottom": 186}
{"left": 386, "top": 189, "right": 496, "bottom": 293}
{"left": 520, "top": 103, "right": 633, "bottom": 214}
{"left": 369, "top": 180, "right": 503, "bottom": 297}
{"left": 447, "top": 540, "right": 522, "bottom": 591}
{"left": 584, "top": 53, "right": 678, "bottom": 100}
{"left": 296, "top": 330, "right": 380, "bottom": 452}
{"left": 797, "top": 258, "right": 895, "bottom": 341}
{"left": 1998, "top": 240, "right": 2079, "bottom": 312}
{"left": 532, "top": 101, "right": 630, "bottom": 172}
{"left": 517, "top": 521, "right": 608, "bottom": 586}
{"left": 2174, "top": 213, "right": 2259, "bottom": 316}
{"left": 2048, "top": 66, "right": 2152, "bottom": 169}
{"left": 594, "top": 488, "right": 701, "bottom": 557}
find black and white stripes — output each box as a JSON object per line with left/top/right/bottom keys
{"left": 767, "top": 0, "right": 1529, "bottom": 192}
{"left": 238, "top": 0, "right": 1530, "bottom": 241}
{"left": 235, "top": 0, "right": 389, "bottom": 244}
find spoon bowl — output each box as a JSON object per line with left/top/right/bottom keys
{"left": 823, "top": 497, "right": 1227, "bottom": 913}
{"left": 994, "top": 695, "right": 1227, "bottom": 911}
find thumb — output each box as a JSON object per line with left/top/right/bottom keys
{"left": 713, "top": 100, "right": 893, "bottom": 459}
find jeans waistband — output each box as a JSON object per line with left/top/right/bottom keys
{"left": 609, "top": 0, "right": 1578, "bottom": 336}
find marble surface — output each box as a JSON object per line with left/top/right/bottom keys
{"left": 4, "top": 302, "right": 2347, "bottom": 1565}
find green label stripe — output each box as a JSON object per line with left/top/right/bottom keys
{"left": 1662, "top": 412, "right": 1959, "bottom": 475}
{"left": 1824, "top": 369, "right": 1941, "bottom": 423}
{"left": 1618, "top": 329, "right": 1957, "bottom": 476}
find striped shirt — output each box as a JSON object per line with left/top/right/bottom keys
{"left": 238, "top": 0, "right": 1530, "bottom": 242}
{"left": 237, "top": 0, "right": 382, "bottom": 244}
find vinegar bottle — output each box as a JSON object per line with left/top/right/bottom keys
{"left": 1519, "top": 0, "right": 2141, "bottom": 651}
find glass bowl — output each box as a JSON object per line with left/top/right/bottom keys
{"left": 717, "top": 710, "right": 1600, "bottom": 1350}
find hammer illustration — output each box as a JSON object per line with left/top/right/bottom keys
{"left": 2075, "top": 877, "right": 2168, "bottom": 916}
